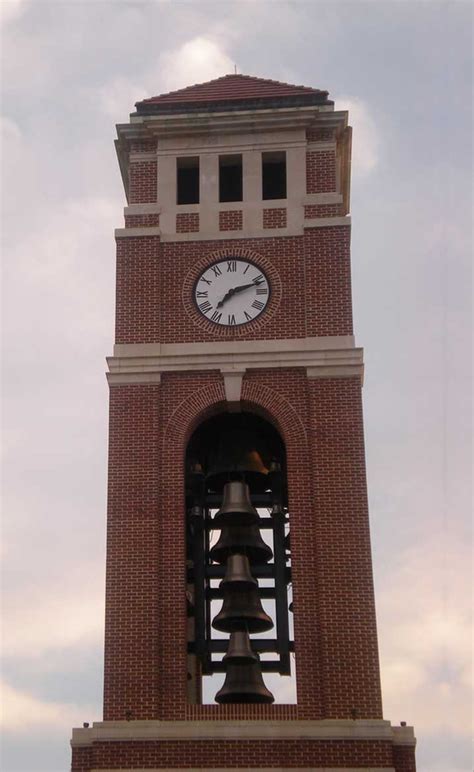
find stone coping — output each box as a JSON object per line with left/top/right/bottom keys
{"left": 72, "top": 718, "right": 416, "bottom": 748}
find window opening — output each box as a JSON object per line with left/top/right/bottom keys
{"left": 177, "top": 156, "right": 200, "bottom": 205}
{"left": 262, "top": 151, "right": 286, "bottom": 200}
{"left": 219, "top": 154, "right": 243, "bottom": 203}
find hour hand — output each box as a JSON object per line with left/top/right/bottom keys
{"left": 216, "top": 280, "right": 263, "bottom": 309}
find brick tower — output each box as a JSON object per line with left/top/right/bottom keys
{"left": 71, "top": 75, "right": 416, "bottom": 771}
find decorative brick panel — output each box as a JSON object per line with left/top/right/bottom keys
{"left": 219, "top": 209, "right": 243, "bottom": 231}
{"left": 130, "top": 139, "right": 157, "bottom": 153}
{"left": 176, "top": 212, "right": 200, "bottom": 232}
{"left": 304, "top": 203, "right": 345, "bottom": 218}
{"left": 129, "top": 160, "right": 157, "bottom": 203}
{"left": 124, "top": 213, "right": 160, "bottom": 227}
{"left": 263, "top": 207, "right": 287, "bottom": 229}
{"left": 306, "top": 150, "right": 336, "bottom": 193}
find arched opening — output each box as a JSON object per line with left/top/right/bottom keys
{"left": 185, "top": 411, "right": 295, "bottom": 704}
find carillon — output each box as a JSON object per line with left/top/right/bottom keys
{"left": 71, "top": 74, "right": 416, "bottom": 772}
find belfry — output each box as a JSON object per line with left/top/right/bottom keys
{"left": 71, "top": 74, "right": 416, "bottom": 771}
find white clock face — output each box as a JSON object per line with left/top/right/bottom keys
{"left": 193, "top": 259, "right": 270, "bottom": 326}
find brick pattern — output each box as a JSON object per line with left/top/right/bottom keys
{"left": 124, "top": 213, "right": 160, "bottom": 228}
{"left": 176, "top": 212, "right": 200, "bottom": 232}
{"left": 114, "top": 232, "right": 352, "bottom": 346}
{"left": 103, "top": 383, "right": 162, "bottom": 720}
{"left": 306, "top": 127, "right": 335, "bottom": 142}
{"left": 393, "top": 745, "right": 417, "bottom": 772}
{"left": 102, "top": 371, "right": 382, "bottom": 725}
{"left": 304, "top": 226, "right": 353, "bottom": 337}
{"left": 263, "top": 207, "right": 287, "bottom": 229}
{"left": 72, "top": 738, "right": 395, "bottom": 770}
{"left": 306, "top": 151, "right": 336, "bottom": 193}
{"left": 307, "top": 377, "right": 382, "bottom": 718}
{"left": 129, "top": 160, "right": 157, "bottom": 204}
{"left": 304, "top": 203, "right": 345, "bottom": 218}
{"left": 219, "top": 210, "right": 243, "bottom": 231}
{"left": 115, "top": 235, "right": 161, "bottom": 344}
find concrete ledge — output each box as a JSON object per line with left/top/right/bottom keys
{"left": 304, "top": 216, "right": 350, "bottom": 228}
{"left": 124, "top": 204, "right": 161, "bottom": 215}
{"left": 71, "top": 718, "right": 415, "bottom": 747}
{"left": 115, "top": 227, "right": 161, "bottom": 238}
{"left": 107, "top": 337, "right": 363, "bottom": 384}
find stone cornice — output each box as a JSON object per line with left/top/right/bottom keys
{"left": 106, "top": 336, "right": 363, "bottom": 385}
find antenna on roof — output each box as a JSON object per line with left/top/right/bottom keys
{"left": 234, "top": 64, "right": 237, "bottom": 74}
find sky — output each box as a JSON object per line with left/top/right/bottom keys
{"left": 1, "top": 1, "right": 472, "bottom": 771}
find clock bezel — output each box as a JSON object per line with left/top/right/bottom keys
{"left": 182, "top": 247, "right": 282, "bottom": 337}
{"left": 192, "top": 257, "right": 272, "bottom": 328}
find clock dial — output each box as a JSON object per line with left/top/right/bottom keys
{"left": 193, "top": 259, "right": 270, "bottom": 326}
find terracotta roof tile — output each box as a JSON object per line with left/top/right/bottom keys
{"left": 136, "top": 74, "right": 329, "bottom": 109}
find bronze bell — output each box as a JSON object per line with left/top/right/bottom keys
{"left": 212, "top": 481, "right": 259, "bottom": 527}
{"left": 205, "top": 424, "right": 271, "bottom": 494}
{"left": 221, "top": 554, "right": 257, "bottom": 590}
{"left": 215, "top": 660, "right": 275, "bottom": 704}
{"left": 212, "top": 584, "right": 273, "bottom": 633}
{"left": 223, "top": 631, "right": 258, "bottom": 665}
{"left": 210, "top": 523, "right": 273, "bottom": 565}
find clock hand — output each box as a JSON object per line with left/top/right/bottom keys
{"left": 216, "top": 281, "right": 263, "bottom": 308}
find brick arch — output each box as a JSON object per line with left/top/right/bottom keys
{"left": 162, "top": 378, "right": 307, "bottom": 457}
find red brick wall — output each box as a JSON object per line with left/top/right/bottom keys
{"left": 103, "top": 370, "right": 381, "bottom": 722}
{"left": 306, "top": 151, "right": 336, "bottom": 193}
{"left": 103, "top": 383, "right": 162, "bottom": 720}
{"left": 304, "top": 203, "right": 345, "bottom": 218}
{"left": 124, "top": 213, "right": 160, "bottom": 228}
{"left": 219, "top": 210, "right": 243, "bottom": 231}
{"left": 129, "top": 160, "right": 157, "bottom": 204}
{"left": 263, "top": 207, "right": 287, "bottom": 228}
{"left": 176, "top": 212, "right": 199, "bottom": 232}
{"left": 115, "top": 230, "right": 352, "bottom": 345}
{"left": 72, "top": 738, "right": 395, "bottom": 770}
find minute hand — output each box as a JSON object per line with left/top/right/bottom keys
{"left": 217, "top": 281, "right": 262, "bottom": 308}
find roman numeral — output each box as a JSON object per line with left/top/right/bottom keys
{"left": 211, "top": 265, "right": 222, "bottom": 277}
{"left": 243, "top": 264, "right": 250, "bottom": 274}
{"left": 227, "top": 261, "right": 237, "bottom": 272}
{"left": 244, "top": 311, "right": 253, "bottom": 322}
{"left": 253, "top": 274, "right": 264, "bottom": 284}
{"left": 196, "top": 291, "right": 208, "bottom": 298}
{"left": 200, "top": 277, "right": 212, "bottom": 286}
{"left": 256, "top": 287, "right": 268, "bottom": 295}
{"left": 251, "top": 300, "right": 264, "bottom": 311}
{"left": 199, "top": 301, "right": 212, "bottom": 314}
{"left": 210, "top": 310, "right": 222, "bottom": 323}
{"left": 228, "top": 314, "right": 236, "bottom": 326}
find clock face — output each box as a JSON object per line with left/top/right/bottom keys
{"left": 193, "top": 259, "right": 270, "bottom": 327}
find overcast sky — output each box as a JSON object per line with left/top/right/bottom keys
{"left": 1, "top": 1, "right": 472, "bottom": 771}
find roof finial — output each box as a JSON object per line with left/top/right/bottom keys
{"left": 234, "top": 64, "right": 237, "bottom": 75}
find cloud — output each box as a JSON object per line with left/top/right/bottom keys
{"left": 156, "top": 36, "right": 234, "bottom": 94}
{"left": 377, "top": 536, "right": 472, "bottom": 734}
{"left": 336, "top": 97, "right": 380, "bottom": 177}
{"left": 0, "top": 0, "right": 25, "bottom": 26}
{"left": 1, "top": 681, "right": 93, "bottom": 731}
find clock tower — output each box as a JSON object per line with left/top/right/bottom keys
{"left": 71, "top": 75, "right": 416, "bottom": 771}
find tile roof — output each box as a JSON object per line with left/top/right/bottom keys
{"left": 135, "top": 74, "right": 329, "bottom": 112}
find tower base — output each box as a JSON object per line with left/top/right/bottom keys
{"left": 71, "top": 719, "right": 416, "bottom": 771}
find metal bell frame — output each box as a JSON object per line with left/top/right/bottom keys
{"left": 187, "top": 471, "right": 293, "bottom": 678}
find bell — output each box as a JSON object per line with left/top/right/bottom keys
{"left": 223, "top": 631, "right": 258, "bottom": 665}
{"left": 205, "top": 424, "right": 271, "bottom": 493}
{"left": 209, "top": 523, "right": 273, "bottom": 565}
{"left": 213, "top": 481, "right": 259, "bottom": 527}
{"left": 212, "top": 585, "right": 273, "bottom": 633}
{"left": 215, "top": 660, "right": 275, "bottom": 704}
{"left": 221, "top": 554, "right": 257, "bottom": 590}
